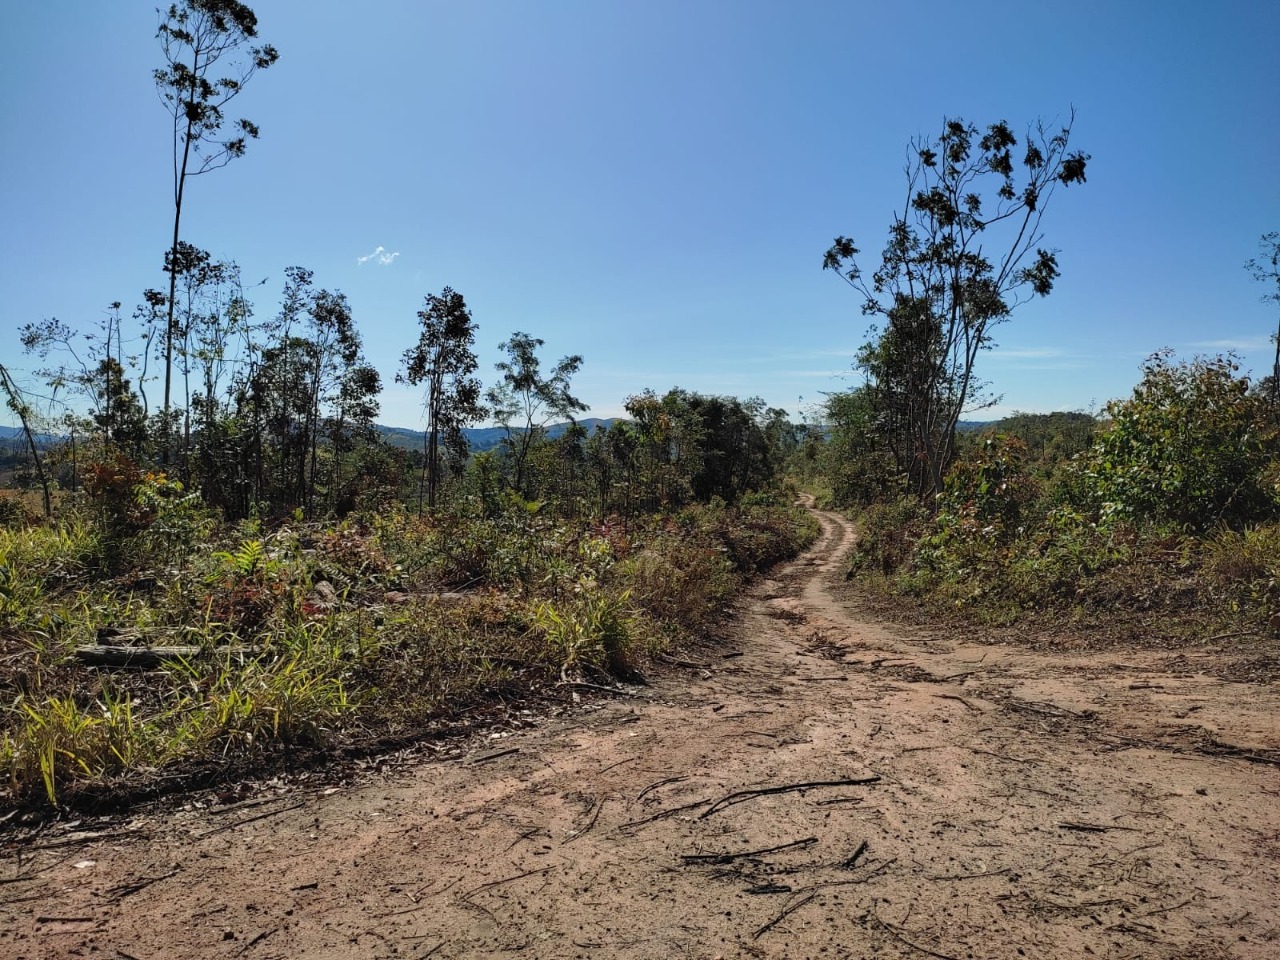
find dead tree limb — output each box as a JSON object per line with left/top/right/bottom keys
{"left": 700, "top": 777, "right": 880, "bottom": 819}
{"left": 752, "top": 892, "right": 816, "bottom": 940}
{"left": 681, "top": 836, "right": 818, "bottom": 865}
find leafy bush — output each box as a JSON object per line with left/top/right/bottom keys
{"left": 848, "top": 496, "right": 929, "bottom": 577}
{"left": 1081, "top": 353, "right": 1278, "bottom": 531}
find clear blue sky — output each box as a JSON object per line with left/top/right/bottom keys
{"left": 2, "top": 0, "right": 1278, "bottom": 429}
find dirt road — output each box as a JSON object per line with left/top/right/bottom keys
{"left": 5, "top": 505, "right": 1278, "bottom": 959}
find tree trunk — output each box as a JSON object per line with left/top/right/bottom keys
{"left": 0, "top": 364, "right": 52, "bottom": 517}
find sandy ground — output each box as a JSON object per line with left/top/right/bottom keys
{"left": 3, "top": 505, "right": 1278, "bottom": 959}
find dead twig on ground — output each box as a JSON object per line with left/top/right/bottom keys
{"left": 970, "top": 748, "right": 1034, "bottom": 763}
{"left": 934, "top": 694, "right": 981, "bottom": 712}
{"left": 597, "top": 756, "right": 638, "bottom": 775}
{"left": 1201, "top": 631, "right": 1260, "bottom": 644}
{"left": 103, "top": 869, "right": 181, "bottom": 904}
{"left": 192, "top": 800, "right": 307, "bottom": 839}
{"left": 616, "top": 798, "right": 710, "bottom": 830}
{"left": 238, "top": 928, "right": 275, "bottom": 955}
{"left": 752, "top": 892, "right": 817, "bottom": 940}
{"left": 459, "top": 865, "right": 555, "bottom": 901}
{"left": 700, "top": 777, "right": 880, "bottom": 819}
{"left": 681, "top": 836, "right": 818, "bottom": 865}
{"left": 816, "top": 858, "right": 896, "bottom": 890}
{"left": 1058, "top": 821, "right": 1141, "bottom": 833}
{"left": 636, "top": 776, "right": 688, "bottom": 803}
{"left": 467, "top": 747, "right": 520, "bottom": 766}
{"left": 559, "top": 680, "right": 636, "bottom": 698}
{"left": 564, "top": 796, "right": 609, "bottom": 844}
{"left": 840, "top": 839, "right": 868, "bottom": 869}
{"left": 869, "top": 907, "right": 959, "bottom": 960}
{"left": 1138, "top": 895, "right": 1198, "bottom": 918}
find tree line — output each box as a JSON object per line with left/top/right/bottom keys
{"left": 0, "top": 1, "right": 801, "bottom": 522}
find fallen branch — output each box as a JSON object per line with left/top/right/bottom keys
{"left": 459, "top": 865, "right": 555, "bottom": 901}
{"left": 468, "top": 747, "right": 521, "bottom": 766}
{"left": 1201, "top": 630, "right": 1260, "bottom": 644}
{"left": 564, "top": 796, "right": 608, "bottom": 845}
{"left": 753, "top": 892, "right": 816, "bottom": 940}
{"left": 72, "top": 645, "right": 260, "bottom": 669}
{"left": 934, "top": 694, "right": 981, "bottom": 713}
{"left": 840, "top": 839, "right": 868, "bottom": 869}
{"left": 1057, "top": 821, "right": 1140, "bottom": 833}
{"left": 1137, "top": 895, "right": 1198, "bottom": 918}
{"left": 812, "top": 858, "right": 897, "bottom": 891}
{"left": 597, "top": 757, "right": 638, "bottom": 775}
{"left": 238, "top": 928, "right": 275, "bottom": 955}
{"left": 559, "top": 680, "right": 636, "bottom": 698}
{"left": 869, "top": 908, "right": 959, "bottom": 960}
{"left": 700, "top": 777, "right": 880, "bottom": 819}
{"left": 746, "top": 882, "right": 792, "bottom": 895}
{"left": 103, "top": 869, "right": 181, "bottom": 904}
{"left": 193, "top": 800, "right": 307, "bottom": 839}
{"left": 681, "top": 836, "right": 818, "bottom": 865}
{"left": 616, "top": 798, "right": 709, "bottom": 830}
{"left": 636, "top": 776, "right": 687, "bottom": 803}
{"left": 657, "top": 653, "right": 707, "bottom": 669}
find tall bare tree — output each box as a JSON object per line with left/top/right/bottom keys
{"left": 1245, "top": 232, "right": 1280, "bottom": 405}
{"left": 155, "top": 0, "right": 277, "bottom": 455}
{"left": 824, "top": 113, "right": 1089, "bottom": 500}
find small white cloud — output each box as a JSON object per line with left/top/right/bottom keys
{"left": 356, "top": 245, "right": 400, "bottom": 266}
{"left": 1187, "top": 336, "right": 1271, "bottom": 352}
{"left": 987, "top": 346, "right": 1068, "bottom": 360}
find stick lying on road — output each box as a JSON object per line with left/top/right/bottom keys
{"left": 700, "top": 777, "right": 881, "bottom": 819}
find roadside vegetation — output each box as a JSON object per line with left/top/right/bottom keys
{"left": 0, "top": 2, "right": 822, "bottom": 816}
{"left": 806, "top": 353, "right": 1280, "bottom": 648}
{"left": 809, "top": 111, "right": 1279, "bottom": 653}
{"left": 0, "top": 474, "right": 814, "bottom": 812}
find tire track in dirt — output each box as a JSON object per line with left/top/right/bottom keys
{"left": 4, "top": 504, "right": 1278, "bottom": 959}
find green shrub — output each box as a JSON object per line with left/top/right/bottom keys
{"left": 848, "top": 496, "right": 929, "bottom": 577}
{"left": 1081, "top": 353, "right": 1278, "bottom": 531}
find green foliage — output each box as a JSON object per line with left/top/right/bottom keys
{"left": 1081, "top": 353, "right": 1278, "bottom": 531}
{"left": 398, "top": 287, "right": 486, "bottom": 513}
{"left": 820, "top": 387, "right": 900, "bottom": 506}
{"left": 529, "top": 588, "right": 637, "bottom": 679}
{"left": 936, "top": 435, "right": 1039, "bottom": 534}
{"left": 824, "top": 113, "right": 1090, "bottom": 500}
{"left": 487, "top": 332, "right": 587, "bottom": 496}
{"left": 847, "top": 496, "right": 930, "bottom": 578}
{"left": 975, "top": 411, "right": 1097, "bottom": 477}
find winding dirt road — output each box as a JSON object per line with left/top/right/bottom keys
{"left": 5, "top": 505, "right": 1279, "bottom": 959}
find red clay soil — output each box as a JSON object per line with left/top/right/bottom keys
{"left": 3, "top": 505, "right": 1278, "bottom": 959}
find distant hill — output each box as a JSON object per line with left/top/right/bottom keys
{"left": 376, "top": 418, "right": 618, "bottom": 454}
{"left": 0, "top": 421, "right": 621, "bottom": 456}
{"left": 0, "top": 425, "right": 57, "bottom": 447}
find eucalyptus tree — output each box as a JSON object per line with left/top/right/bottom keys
{"left": 398, "top": 288, "right": 486, "bottom": 513}
{"left": 154, "top": 0, "right": 278, "bottom": 449}
{"left": 1245, "top": 232, "right": 1280, "bottom": 405}
{"left": 0, "top": 364, "right": 52, "bottom": 516}
{"left": 824, "top": 113, "right": 1089, "bottom": 500}
{"left": 248, "top": 268, "right": 378, "bottom": 514}
{"left": 486, "top": 333, "right": 586, "bottom": 496}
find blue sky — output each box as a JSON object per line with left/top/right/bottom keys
{"left": 2, "top": 0, "right": 1278, "bottom": 430}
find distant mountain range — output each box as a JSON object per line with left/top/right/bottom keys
{"left": 0, "top": 422, "right": 621, "bottom": 453}
{"left": 376, "top": 418, "right": 618, "bottom": 453}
